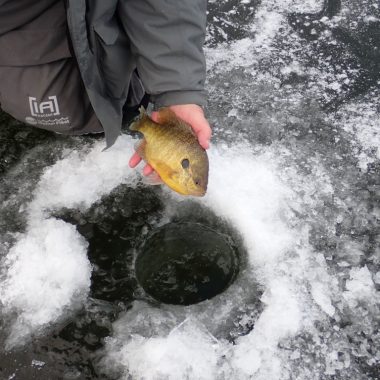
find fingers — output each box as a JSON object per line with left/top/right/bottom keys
{"left": 129, "top": 152, "right": 154, "bottom": 176}
{"left": 151, "top": 111, "right": 159, "bottom": 123}
{"left": 129, "top": 152, "right": 142, "bottom": 168}
{"left": 192, "top": 118, "right": 212, "bottom": 150}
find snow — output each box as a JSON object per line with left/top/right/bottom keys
{"left": 28, "top": 137, "right": 139, "bottom": 219}
{"left": 0, "top": 219, "right": 91, "bottom": 348}
{"left": 106, "top": 318, "right": 222, "bottom": 380}
{"left": 343, "top": 266, "right": 376, "bottom": 307}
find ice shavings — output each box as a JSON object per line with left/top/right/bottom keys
{"left": 101, "top": 143, "right": 331, "bottom": 380}
{"left": 231, "top": 279, "right": 301, "bottom": 379}
{"left": 310, "top": 281, "right": 336, "bottom": 317}
{"left": 28, "top": 136, "right": 139, "bottom": 219}
{"left": 206, "top": 0, "right": 323, "bottom": 70}
{"left": 0, "top": 136, "right": 140, "bottom": 347}
{"left": 205, "top": 143, "right": 295, "bottom": 268}
{"left": 343, "top": 266, "right": 376, "bottom": 307}
{"left": 0, "top": 219, "right": 90, "bottom": 348}
{"left": 327, "top": 91, "right": 380, "bottom": 170}
{"left": 105, "top": 317, "right": 222, "bottom": 380}
{"left": 204, "top": 145, "right": 312, "bottom": 378}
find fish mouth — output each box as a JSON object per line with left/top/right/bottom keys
{"left": 165, "top": 179, "right": 206, "bottom": 197}
{"left": 190, "top": 188, "right": 207, "bottom": 197}
{"left": 174, "top": 187, "right": 206, "bottom": 197}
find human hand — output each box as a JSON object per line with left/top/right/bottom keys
{"left": 128, "top": 104, "right": 212, "bottom": 176}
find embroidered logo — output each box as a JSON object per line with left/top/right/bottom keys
{"left": 29, "top": 96, "right": 60, "bottom": 117}
{"left": 26, "top": 95, "right": 70, "bottom": 127}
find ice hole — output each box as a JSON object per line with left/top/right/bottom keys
{"left": 135, "top": 222, "right": 241, "bottom": 305}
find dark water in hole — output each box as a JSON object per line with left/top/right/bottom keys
{"left": 135, "top": 222, "right": 240, "bottom": 305}
{"left": 0, "top": 0, "right": 379, "bottom": 379}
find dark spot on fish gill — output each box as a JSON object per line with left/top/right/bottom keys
{"left": 181, "top": 158, "right": 190, "bottom": 169}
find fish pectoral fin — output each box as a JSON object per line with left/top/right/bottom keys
{"left": 141, "top": 172, "right": 164, "bottom": 186}
{"left": 134, "top": 139, "right": 147, "bottom": 161}
{"left": 153, "top": 159, "right": 178, "bottom": 180}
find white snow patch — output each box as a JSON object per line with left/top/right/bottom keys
{"left": 0, "top": 219, "right": 91, "bottom": 348}
{"left": 106, "top": 318, "right": 222, "bottom": 380}
{"left": 231, "top": 278, "right": 301, "bottom": 379}
{"left": 29, "top": 136, "right": 138, "bottom": 219}
{"left": 343, "top": 266, "right": 376, "bottom": 307}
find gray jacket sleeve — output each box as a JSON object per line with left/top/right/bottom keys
{"left": 118, "top": 0, "right": 207, "bottom": 109}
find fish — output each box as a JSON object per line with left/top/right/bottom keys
{"left": 130, "top": 107, "right": 209, "bottom": 196}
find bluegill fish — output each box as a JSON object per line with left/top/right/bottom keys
{"left": 130, "top": 107, "right": 209, "bottom": 196}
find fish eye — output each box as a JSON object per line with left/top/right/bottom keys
{"left": 181, "top": 158, "right": 190, "bottom": 169}
{"left": 194, "top": 178, "right": 201, "bottom": 186}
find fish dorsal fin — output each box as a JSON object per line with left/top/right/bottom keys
{"left": 156, "top": 107, "right": 178, "bottom": 125}
{"left": 156, "top": 107, "right": 196, "bottom": 137}
{"left": 129, "top": 106, "right": 151, "bottom": 132}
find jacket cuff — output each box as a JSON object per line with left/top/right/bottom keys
{"left": 151, "top": 90, "right": 207, "bottom": 110}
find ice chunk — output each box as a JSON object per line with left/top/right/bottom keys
{"left": 104, "top": 315, "right": 224, "bottom": 380}
{"left": 310, "top": 281, "right": 335, "bottom": 317}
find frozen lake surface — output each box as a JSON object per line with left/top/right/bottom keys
{"left": 0, "top": 0, "right": 379, "bottom": 379}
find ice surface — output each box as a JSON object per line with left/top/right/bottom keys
{"left": 0, "top": 0, "right": 379, "bottom": 378}
{"left": 328, "top": 93, "right": 380, "bottom": 170}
